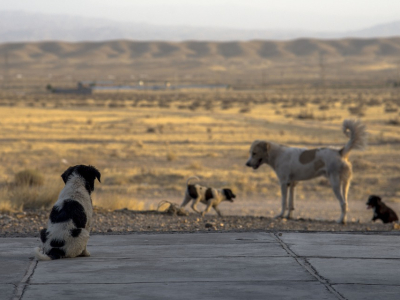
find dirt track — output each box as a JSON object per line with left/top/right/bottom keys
{"left": 1, "top": 206, "right": 399, "bottom": 238}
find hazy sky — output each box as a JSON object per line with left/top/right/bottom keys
{"left": 1, "top": 0, "right": 399, "bottom": 31}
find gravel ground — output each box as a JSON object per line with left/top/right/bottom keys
{"left": 1, "top": 206, "right": 399, "bottom": 238}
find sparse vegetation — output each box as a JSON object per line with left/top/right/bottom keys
{"left": 0, "top": 88, "right": 399, "bottom": 219}
{"left": 14, "top": 169, "right": 44, "bottom": 187}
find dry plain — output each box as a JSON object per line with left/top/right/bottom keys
{"left": 0, "top": 88, "right": 399, "bottom": 235}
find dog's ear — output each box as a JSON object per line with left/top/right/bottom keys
{"left": 259, "top": 141, "right": 270, "bottom": 154}
{"left": 61, "top": 166, "right": 75, "bottom": 184}
{"left": 75, "top": 165, "right": 101, "bottom": 194}
{"left": 90, "top": 166, "right": 101, "bottom": 183}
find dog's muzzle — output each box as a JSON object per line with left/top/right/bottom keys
{"left": 246, "top": 158, "right": 262, "bottom": 170}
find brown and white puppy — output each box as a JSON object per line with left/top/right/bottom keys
{"left": 246, "top": 119, "right": 367, "bottom": 224}
{"left": 180, "top": 176, "right": 236, "bottom": 217}
{"left": 367, "top": 195, "right": 398, "bottom": 224}
{"left": 34, "top": 165, "right": 101, "bottom": 260}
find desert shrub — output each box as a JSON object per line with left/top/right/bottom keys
{"left": 94, "top": 194, "right": 145, "bottom": 211}
{"left": 5, "top": 180, "right": 62, "bottom": 210}
{"left": 104, "top": 175, "right": 130, "bottom": 186}
{"left": 366, "top": 98, "right": 381, "bottom": 106}
{"left": 221, "top": 100, "right": 233, "bottom": 110}
{"left": 14, "top": 169, "right": 44, "bottom": 187}
{"left": 187, "top": 161, "right": 202, "bottom": 170}
{"left": 239, "top": 106, "right": 251, "bottom": 113}
{"left": 387, "top": 117, "right": 400, "bottom": 126}
{"left": 296, "top": 109, "right": 314, "bottom": 120}
{"left": 385, "top": 104, "right": 398, "bottom": 113}
{"left": 318, "top": 104, "right": 330, "bottom": 111}
{"left": 348, "top": 105, "right": 366, "bottom": 117}
{"left": 166, "top": 152, "right": 177, "bottom": 161}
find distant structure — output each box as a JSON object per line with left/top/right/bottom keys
{"left": 51, "top": 82, "right": 92, "bottom": 94}
{"left": 50, "top": 81, "right": 227, "bottom": 93}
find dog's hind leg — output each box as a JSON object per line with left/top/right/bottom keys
{"left": 275, "top": 183, "right": 288, "bottom": 219}
{"left": 285, "top": 182, "right": 297, "bottom": 219}
{"left": 201, "top": 201, "right": 214, "bottom": 217}
{"left": 180, "top": 193, "right": 192, "bottom": 208}
{"left": 78, "top": 247, "right": 90, "bottom": 257}
{"left": 330, "top": 175, "right": 347, "bottom": 224}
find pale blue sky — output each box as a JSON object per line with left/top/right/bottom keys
{"left": 1, "top": 0, "right": 399, "bottom": 31}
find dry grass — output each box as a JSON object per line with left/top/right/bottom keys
{"left": 0, "top": 88, "right": 399, "bottom": 214}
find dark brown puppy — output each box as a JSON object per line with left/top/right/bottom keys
{"left": 367, "top": 195, "right": 398, "bottom": 224}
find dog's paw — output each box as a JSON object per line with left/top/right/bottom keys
{"left": 284, "top": 212, "right": 294, "bottom": 219}
{"left": 274, "top": 213, "right": 284, "bottom": 219}
{"left": 336, "top": 218, "right": 346, "bottom": 224}
{"left": 201, "top": 212, "right": 206, "bottom": 217}
{"left": 79, "top": 249, "right": 91, "bottom": 257}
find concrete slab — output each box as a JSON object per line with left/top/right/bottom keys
{"left": 280, "top": 232, "right": 400, "bottom": 258}
{"left": 31, "top": 256, "right": 313, "bottom": 284}
{"left": 23, "top": 282, "right": 337, "bottom": 300}
{"left": 91, "top": 243, "right": 287, "bottom": 258}
{"left": 1, "top": 232, "right": 399, "bottom": 300}
{"left": 0, "top": 284, "right": 15, "bottom": 300}
{"left": 88, "top": 232, "right": 275, "bottom": 246}
{"left": 308, "top": 258, "right": 400, "bottom": 285}
{"left": 334, "top": 284, "right": 400, "bottom": 300}
{"left": 0, "top": 259, "right": 32, "bottom": 285}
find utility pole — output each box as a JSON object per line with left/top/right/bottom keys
{"left": 3, "top": 51, "right": 9, "bottom": 90}
{"left": 319, "top": 51, "right": 326, "bottom": 97}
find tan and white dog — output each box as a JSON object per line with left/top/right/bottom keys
{"left": 246, "top": 119, "right": 367, "bottom": 224}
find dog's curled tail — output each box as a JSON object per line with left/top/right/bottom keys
{"left": 34, "top": 247, "right": 52, "bottom": 261}
{"left": 186, "top": 176, "right": 200, "bottom": 186}
{"left": 340, "top": 119, "right": 367, "bottom": 158}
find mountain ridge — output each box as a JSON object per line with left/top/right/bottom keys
{"left": 0, "top": 11, "right": 399, "bottom": 43}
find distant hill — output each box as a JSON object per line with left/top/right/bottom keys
{"left": 0, "top": 11, "right": 399, "bottom": 43}
{"left": 1, "top": 38, "right": 399, "bottom": 87}
{"left": 1, "top": 38, "right": 400, "bottom": 62}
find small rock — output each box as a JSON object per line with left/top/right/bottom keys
{"left": 107, "top": 228, "right": 113, "bottom": 232}
{"left": 205, "top": 223, "right": 214, "bottom": 228}
{"left": 393, "top": 223, "right": 400, "bottom": 230}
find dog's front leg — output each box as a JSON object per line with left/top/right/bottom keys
{"left": 275, "top": 183, "right": 288, "bottom": 219}
{"left": 285, "top": 182, "right": 296, "bottom": 219}
{"left": 213, "top": 205, "right": 223, "bottom": 217}
{"left": 201, "top": 202, "right": 214, "bottom": 217}
{"left": 191, "top": 198, "right": 202, "bottom": 215}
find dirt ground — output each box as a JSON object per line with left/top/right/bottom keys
{"left": 1, "top": 199, "right": 399, "bottom": 238}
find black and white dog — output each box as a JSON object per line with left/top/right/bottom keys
{"left": 180, "top": 176, "right": 236, "bottom": 217}
{"left": 367, "top": 195, "right": 398, "bottom": 224}
{"left": 34, "top": 165, "right": 101, "bottom": 260}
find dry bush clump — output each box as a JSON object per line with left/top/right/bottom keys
{"left": 387, "top": 117, "right": 400, "bottom": 126}
{"left": 14, "top": 169, "right": 44, "bottom": 187}
{"left": 318, "top": 104, "right": 330, "bottom": 111}
{"left": 187, "top": 161, "right": 202, "bottom": 170}
{"left": 352, "top": 158, "right": 376, "bottom": 172}
{"left": 296, "top": 109, "right": 315, "bottom": 120}
{"left": 0, "top": 180, "right": 63, "bottom": 211}
{"left": 385, "top": 104, "right": 398, "bottom": 113}
{"left": 94, "top": 195, "right": 145, "bottom": 211}
{"left": 166, "top": 152, "right": 177, "bottom": 161}
{"left": 348, "top": 104, "right": 366, "bottom": 117}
